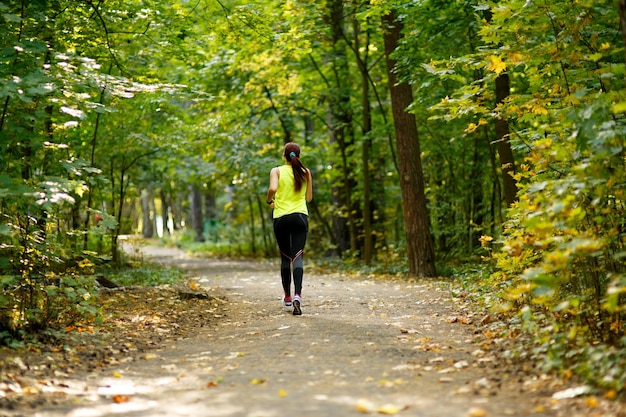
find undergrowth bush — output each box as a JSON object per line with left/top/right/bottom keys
{"left": 0, "top": 272, "right": 99, "bottom": 347}
{"left": 106, "top": 265, "right": 185, "bottom": 287}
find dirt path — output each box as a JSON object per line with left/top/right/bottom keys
{"left": 7, "top": 247, "right": 619, "bottom": 417}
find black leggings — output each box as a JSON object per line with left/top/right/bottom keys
{"left": 273, "top": 213, "right": 309, "bottom": 297}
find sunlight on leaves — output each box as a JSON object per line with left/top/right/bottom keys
{"left": 486, "top": 55, "right": 506, "bottom": 74}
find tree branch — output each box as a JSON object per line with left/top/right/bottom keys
{"left": 83, "top": 0, "right": 124, "bottom": 74}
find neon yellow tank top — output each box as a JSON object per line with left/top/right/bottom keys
{"left": 273, "top": 165, "right": 308, "bottom": 218}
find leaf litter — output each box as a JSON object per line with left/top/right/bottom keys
{"left": 0, "top": 284, "right": 227, "bottom": 412}
{"left": 0, "top": 246, "right": 624, "bottom": 417}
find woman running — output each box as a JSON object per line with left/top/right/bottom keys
{"left": 266, "top": 142, "right": 313, "bottom": 316}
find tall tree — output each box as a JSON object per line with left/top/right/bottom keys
{"left": 621, "top": 0, "right": 626, "bottom": 67}
{"left": 324, "top": 0, "right": 359, "bottom": 256}
{"left": 382, "top": 10, "right": 436, "bottom": 277}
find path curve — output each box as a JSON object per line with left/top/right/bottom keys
{"left": 26, "top": 246, "right": 604, "bottom": 417}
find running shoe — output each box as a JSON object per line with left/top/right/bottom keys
{"left": 292, "top": 294, "right": 302, "bottom": 316}
{"left": 283, "top": 296, "right": 293, "bottom": 308}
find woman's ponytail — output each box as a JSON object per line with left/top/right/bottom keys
{"left": 284, "top": 143, "right": 307, "bottom": 192}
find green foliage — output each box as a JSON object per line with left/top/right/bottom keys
{"left": 0, "top": 272, "right": 99, "bottom": 346}
{"left": 106, "top": 265, "right": 185, "bottom": 287}
{"left": 436, "top": 0, "right": 626, "bottom": 391}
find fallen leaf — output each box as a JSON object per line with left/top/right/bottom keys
{"left": 355, "top": 399, "right": 375, "bottom": 413}
{"left": 206, "top": 381, "right": 218, "bottom": 388}
{"left": 454, "top": 360, "right": 469, "bottom": 369}
{"left": 22, "top": 385, "right": 39, "bottom": 395}
{"left": 585, "top": 396, "right": 599, "bottom": 408}
{"left": 552, "top": 385, "right": 592, "bottom": 400}
{"left": 250, "top": 378, "right": 266, "bottom": 385}
{"left": 474, "top": 377, "right": 491, "bottom": 389}
{"left": 112, "top": 395, "right": 130, "bottom": 403}
{"left": 278, "top": 389, "right": 287, "bottom": 397}
{"left": 378, "top": 404, "right": 402, "bottom": 414}
{"left": 467, "top": 407, "right": 487, "bottom": 417}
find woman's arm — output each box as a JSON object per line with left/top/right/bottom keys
{"left": 266, "top": 167, "right": 279, "bottom": 204}
{"left": 305, "top": 169, "right": 313, "bottom": 202}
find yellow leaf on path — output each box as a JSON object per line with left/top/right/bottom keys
{"left": 113, "top": 372, "right": 122, "bottom": 378}
{"left": 585, "top": 396, "right": 599, "bottom": 407}
{"left": 250, "top": 378, "right": 266, "bottom": 385}
{"left": 22, "top": 386, "right": 39, "bottom": 395}
{"left": 378, "top": 404, "right": 402, "bottom": 414}
{"left": 355, "top": 399, "right": 375, "bottom": 413}
{"left": 278, "top": 389, "right": 287, "bottom": 397}
{"left": 468, "top": 407, "right": 487, "bottom": 417}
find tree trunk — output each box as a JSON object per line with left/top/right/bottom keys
{"left": 189, "top": 184, "right": 204, "bottom": 242}
{"left": 172, "top": 191, "right": 186, "bottom": 231}
{"left": 247, "top": 195, "right": 257, "bottom": 255}
{"left": 494, "top": 73, "right": 518, "bottom": 206}
{"left": 160, "top": 189, "right": 170, "bottom": 236}
{"left": 382, "top": 10, "right": 437, "bottom": 277}
{"left": 141, "top": 188, "right": 154, "bottom": 238}
{"left": 619, "top": 0, "right": 626, "bottom": 68}
{"left": 325, "top": 0, "right": 359, "bottom": 256}
{"left": 353, "top": 14, "right": 374, "bottom": 265}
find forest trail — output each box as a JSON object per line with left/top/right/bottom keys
{"left": 9, "top": 246, "right": 611, "bottom": 417}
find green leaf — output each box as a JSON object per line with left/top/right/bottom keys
{"left": 2, "top": 13, "right": 22, "bottom": 23}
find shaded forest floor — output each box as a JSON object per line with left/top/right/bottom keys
{"left": 0, "top": 245, "right": 624, "bottom": 417}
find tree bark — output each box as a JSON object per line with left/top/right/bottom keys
{"left": 160, "top": 189, "right": 170, "bottom": 236}
{"left": 494, "top": 73, "right": 518, "bottom": 206}
{"left": 353, "top": 12, "right": 374, "bottom": 265}
{"left": 619, "top": 0, "right": 626, "bottom": 70}
{"left": 141, "top": 188, "right": 154, "bottom": 238}
{"left": 382, "top": 10, "right": 436, "bottom": 277}
{"left": 325, "top": 0, "right": 359, "bottom": 256}
{"left": 189, "top": 184, "right": 204, "bottom": 242}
